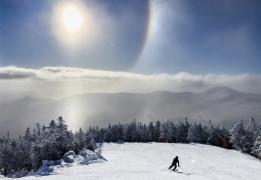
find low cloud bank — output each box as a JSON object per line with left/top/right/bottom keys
{"left": 0, "top": 66, "right": 260, "bottom": 100}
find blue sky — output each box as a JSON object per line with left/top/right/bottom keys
{"left": 0, "top": 0, "right": 261, "bottom": 74}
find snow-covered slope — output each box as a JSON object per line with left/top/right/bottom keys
{"left": 7, "top": 143, "right": 261, "bottom": 180}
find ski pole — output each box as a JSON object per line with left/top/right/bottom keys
{"left": 179, "top": 166, "right": 184, "bottom": 172}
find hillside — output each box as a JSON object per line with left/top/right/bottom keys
{"left": 8, "top": 143, "right": 261, "bottom": 180}
{"left": 0, "top": 87, "right": 261, "bottom": 134}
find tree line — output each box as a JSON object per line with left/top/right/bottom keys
{"left": 230, "top": 117, "right": 261, "bottom": 158}
{"left": 93, "top": 119, "right": 230, "bottom": 148}
{"left": 0, "top": 117, "right": 95, "bottom": 177}
{"left": 0, "top": 116, "right": 261, "bottom": 177}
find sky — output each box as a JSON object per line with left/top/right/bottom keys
{"left": 1, "top": 0, "right": 261, "bottom": 74}
{"left": 0, "top": 0, "right": 261, "bottom": 100}
{"left": 0, "top": 0, "right": 149, "bottom": 70}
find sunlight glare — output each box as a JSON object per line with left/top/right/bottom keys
{"left": 52, "top": 1, "right": 95, "bottom": 48}
{"left": 61, "top": 4, "right": 84, "bottom": 33}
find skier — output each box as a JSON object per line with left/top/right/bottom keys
{"left": 169, "top": 156, "right": 180, "bottom": 171}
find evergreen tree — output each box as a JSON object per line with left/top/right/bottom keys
{"left": 148, "top": 122, "right": 155, "bottom": 142}
{"left": 160, "top": 121, "right": 169, "bottom": 142}
{"left": 230, "top": 120, "right": 246, "bottom": 151}
{"left": 154, "top": 120, "right": 161, "bottom": 142}
{"left": 238, "top": 118, "right": 261, "bottom": 153}
{"left": 74, "top": 128, "right": 86, "bottom": 152}
{"left": 207, "top": 126, "right": 226, "bottom": 147}
{"left": 176, "top": 120, "right": 190, "bottom": 143}
{"left": 246, "top": 117, "right": 261, "bottom": 143}
{"left": 251, "top": 136, "right": 261, "bottom": 158}
{"left": 187, "top": 123, "right": 201, "bottom": 143}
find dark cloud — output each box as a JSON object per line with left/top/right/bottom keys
{"left": 0, "top": 67, "right": 36, "bottom": 79}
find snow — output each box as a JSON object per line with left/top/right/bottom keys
{"left": 78, "top": 149, "right": 99, "bottom": 162}
{"left": 63, "top": 150, "right": 76, "bottom": 163}
{"left": 5, "top": 143, "right": 261, "bottom": 180}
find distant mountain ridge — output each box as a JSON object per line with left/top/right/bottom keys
{"left": 0, "top": 86, "right": 261, "bottom": 135}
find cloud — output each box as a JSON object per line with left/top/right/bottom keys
{"left": 0, "top": 66, "right": 260, "bottom": 101}
{"left": 0, "top": 66, "right": 36, "bottom": 79}
{"left": 0, "top": 66, "right": 260, "bottom": 133}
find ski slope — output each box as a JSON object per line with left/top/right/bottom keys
{"left": 7, "top": 143, "right": 261, "bottom": 180}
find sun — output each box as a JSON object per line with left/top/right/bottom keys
{"left": 61, "top": 4, "right": 84, "bottom": 33}
{"left": 52, "top": 1, "right": 89, "bottom": 47}
{"left": 52, "top": 1, "right": 102, "bottom": 48}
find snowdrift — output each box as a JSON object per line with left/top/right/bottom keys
{"left": 31, "top": 148, "right": 104, "bottom": 177}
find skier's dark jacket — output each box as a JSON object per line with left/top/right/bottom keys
{"left": 172, "top": 156, "right": 180, "bottom": 166}
{"left": 169, "top": 156, "right": 180, "bottom": 170}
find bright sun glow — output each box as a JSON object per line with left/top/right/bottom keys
{"left": 52, "top": 1, "right": 103, "bottom": 48}
{"left": 52, "top": 1, "right": 90, "bottom": 47}
{"left": 61, "top": 5, "right": 84, "bottom": 33}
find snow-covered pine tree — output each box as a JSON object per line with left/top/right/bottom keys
{"left": 139, "top": 124, "right": 149, "bottom": 142}
{"left": 36, "top": 123, "right": 41, "bottom": 137}
{"left": 207, "top": 126, "right": 222, "bottom": 146}
{"left": 111, "top": 125, "right": 120, "bottom": 142}
{"left": 85, "top": 127, "right": 98, "bottom": 150}
{"left": 240, "top": 118, "right": 261, "bottom": 153}
{"left": 148, "top": 122, "right": 155, "bottom": 142}
{"left": 169, "top": 121, "right": 177, "bottom": 142}
{"left": 251, "top": 136, "right": 261, "bottom": 159}
{"left": 131, "top": 120, "right": 139, "bottom": 142}
{"left": 21, "top": 127, "right": 33, "bottom": 170}
{"left": 159, "top": 120, "right": 176, "bottom": 142}
{"left": 116, "top": 123, "right": 124, "bottom": 142}
{"left": 124, "top": 120, "right": 136, "bottom": 142}
{"left": 160, "top": 121, "right": 169, "bottom": 142}
{"left": 154, "top": 121, "right": 161, "bottom": 142}
{"left": 0, "top": 136, "right": 13, "bottom": 176}
{"left": 176, "top": 119, "right": 190, "bottom": 143}
{"left": 104, "top": 124, "right": 112, "bottom": 142}
{"left": 230, "top": 120, "right": 246, "bottom": 151}
{"left": 207, "top": 125, "right": 230, "bottom": 148}
{"left": 56, "top": 117, "right": 74, "bottom": 155}
{"left": 39, "top": 117, "right": 74, "bottom": 160}
{"left": 187, "top": 123, "right": 206, "bottom": 143}
{"left": 24, "top": 127, "right": 32, "bottom": 141}
{"left": 74, "top": 128, "right": 86, "bottom": 152}
{"left": 246, "top": 117, "right": 261, "bottom": 140}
